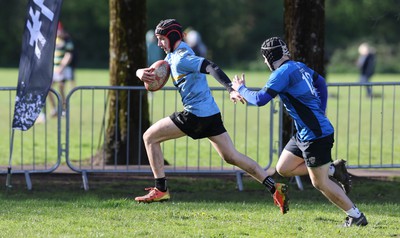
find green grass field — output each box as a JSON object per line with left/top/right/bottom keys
{"left": 0, "top": 173, "right": 399, "bottom": 237}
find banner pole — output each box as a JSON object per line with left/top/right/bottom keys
{"left": 6, "top": 129, "right": 15, "bottom": 188}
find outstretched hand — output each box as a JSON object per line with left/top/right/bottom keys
{"left": 232, "top": 73, "right": 246, "bottom": 91}
{"left": 229, "top": 90, "right": 246, "bottom": 104}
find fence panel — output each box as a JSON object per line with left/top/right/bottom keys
{"left": 65, "top": 86, "right": 277, "bottom": 190}
{"left": 0, "top": 88, "right": 62, "bottom": 189}
{"left": 327, "top": 82, "right": 400, "bottom": 168}
{"left": 2, "top": 82, "right": 399, "bottom": 190}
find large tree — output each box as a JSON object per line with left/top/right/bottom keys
{"left": 284, "top": 0, "right": 325, "bottom": 75}
{"left": 282, "top": 0, "right": 325, "bottom": 148}
{"left": 102, "top": 0, "right": 150, "bottom": 165}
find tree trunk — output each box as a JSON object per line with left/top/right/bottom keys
{"left": 102, "top": 0, "right": 150, "bottom": 165}
{"left": 284, "top": 0, "right": 325, "bottom": 76}
{"left": 282, "top": 0, "right": 325, "bottom": 147}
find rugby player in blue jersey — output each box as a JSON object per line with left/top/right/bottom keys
{"left": 232, "top": 37, "right": 368, "bottom": 226}
{"left": 135, "top": 19, "right": 289, "bottom": 214}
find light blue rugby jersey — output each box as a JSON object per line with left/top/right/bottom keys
{"left": 266, "top": 61, "right": 334, "bottom": 141}
{"left": 164, "top": 41, "right": 220, "bottom": 117}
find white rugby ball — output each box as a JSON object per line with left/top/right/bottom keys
{"left": 145, "top": 60, "right": 170, "bottom": 92}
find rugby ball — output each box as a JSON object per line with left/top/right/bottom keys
{"left": 145, "top": 60, "right": 170, "bottom": 92}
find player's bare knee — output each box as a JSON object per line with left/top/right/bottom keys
{"left": 142, "top": 130, "right": 153, "bottom": 144}
{"left": 220, "top": 152, "right": 239, "bottom": 165}
{"left": 276, "top": 166, "right": 290, "bottom": 177}
{"left": 222, "top": 156, "right": 235, "bottom": 165}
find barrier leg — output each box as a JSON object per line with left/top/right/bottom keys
{"left": 82, "top": 170, "right": 89, "bottom": 191}
{"left": 294, "top": 175, "right": 304, "bottom": 191}
{"left": 236, "top": 171, "right": 244, "bottom": 191}
{"left": 24, "top": 171, "right": 32, "bottom": 190}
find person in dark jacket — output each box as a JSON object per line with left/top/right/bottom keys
{"left": 357, "top": 43, "right": 376, "bottom": 98}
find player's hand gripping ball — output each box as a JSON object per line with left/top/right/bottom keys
{"left": 145, "top": 60, "right": 170, "bottom": 92}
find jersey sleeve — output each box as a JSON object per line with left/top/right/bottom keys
{"left": 237, "top": 86, "right": 273, "bottom": 106}
{"left": 178, "top": 54, "right": 204, "bottom": 73}
{"left": 313, "top": 73, "right": 328, "bottom": 112}
{"left": 200, "top": 59, "right": 233, "bottom": 93}
{"left": 266, "top": 70, "right": 289, "bottom": 94}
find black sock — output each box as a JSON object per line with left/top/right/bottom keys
{"left": 263, "top": 176, "right": 276, "bottom": 194}
{"left": 155, "top": 177, "right": 167, "bottom": 192}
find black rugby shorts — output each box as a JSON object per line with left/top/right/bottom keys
{"left": 284, "top": 133, "right": 334, "bottom": 167}
{"left": 170, "top": 111, "right": 226, "bottom": 139}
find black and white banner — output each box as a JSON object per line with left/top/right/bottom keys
{"left": 12, "top": 0, "right": 63, "bottom": 131}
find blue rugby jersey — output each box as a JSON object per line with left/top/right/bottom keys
{"left": 164, "top": 41, "right": 220, "bottom": 117}
{"left": 239, "top": 60, "right": 334, "bottom": 141}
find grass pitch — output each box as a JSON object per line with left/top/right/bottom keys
{"left": 0, "top": 173, "right": 399, "bottom": 237}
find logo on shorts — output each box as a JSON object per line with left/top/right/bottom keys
{"left": 308, "top": 157, "right": 316, "bottom": 165}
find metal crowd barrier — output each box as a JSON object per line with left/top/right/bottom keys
{"left": 1, "top": 82, "right": 400, "bottom": 190}
{"left": 326, "top": 82, "right": 400, "bottom": 169}
{"left": 0, "top": 88, "right": 62, "bottom": 190}
{"left": 64, "top": 86, "right": 277, "bottom": 190}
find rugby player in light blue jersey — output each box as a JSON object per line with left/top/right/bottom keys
{"left": 232, "top": 37, "right": 368, "bottom": 227}
{"left": 135, "top": 19, "right": 289, "bottom": 214}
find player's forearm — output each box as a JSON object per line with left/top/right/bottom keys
{"left": 60, "top": 52, "right": 73, "bottom": 68}
{"left": 237, "top": 86, "right": 273, "bottom": 106}
{"left": 200, "top": 59, "right": 234, "bottom": 93}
